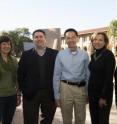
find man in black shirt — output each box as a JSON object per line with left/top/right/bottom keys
{"left": 17, "top": 29, "right": 58, "bottom": 124}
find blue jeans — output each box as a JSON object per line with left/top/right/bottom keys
{"left": 0, "top": 95, "right": 17, "bottom": 124}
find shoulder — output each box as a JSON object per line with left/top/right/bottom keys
{"left": 103, "top": 49, "right": 115, "bottom": 66}
{"left": 46, "top": 47, "right": 58, "bottom": 54}
{"left": 19, "top": 49, "right": 35, "bottom": 63}
{"left": 104, "top": 49, "right": 115, "bottom": 58}
{"left": 54, "top": 49, "right": 66, "bottom": 61}
{"left": 10, "top": 55, "right": 18, "bottom": 63}
{"left": 78, "top": 49, "right": 87, "bottom": 54}
{"left": 21, "top": 48, "right": 34, "bottom": 57}
{"left": 57, "top": 49, "right": 68, "bottom": 56}
{"left": 23, "top": 48, "right": 34, "bottom": 54}
{"left": 78, "top": 49, "right": 89, "bottom": 58}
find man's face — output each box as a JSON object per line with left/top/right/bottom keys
{"left": 33, "top": 32, "right": 46, "bottom": 49}
{"left": 65, "top": 31, "right": 78, "bottom": 49}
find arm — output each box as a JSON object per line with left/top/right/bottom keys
{"left": 53, "top": 53, "right": 62, "bottom": 105}
{"left": 101, "top": 51, "right": 115, "bottom": 99}
{"left": 84, "top": 53, "right": 90, "bottom": 89}
{"left": 12, "top": 56, "right": 21, "bottom": 106}
{"left": 16, "top": 86, "right": 21, "bottom": 106}
{"left": 17, "top": 52, "right": 27, "bottom": 92}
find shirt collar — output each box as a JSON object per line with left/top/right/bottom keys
{"left": 67, "top": 48, "right": 78, "bottom": 55}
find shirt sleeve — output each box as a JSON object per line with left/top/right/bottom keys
{"left": 84, "top": 52, "right": 90, "bottom": 87}
{"left": 53, "top": 53, "right": 62, "bottom": 100}
{"left": 17, "top": 52, "right": 27, "bottom": 91}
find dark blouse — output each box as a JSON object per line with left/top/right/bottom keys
{"left": 88, "top": 48, "right": 115, "bottom": 99}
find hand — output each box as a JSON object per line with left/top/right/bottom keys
{"left": 55, "top": 100, "right": 60, "bottom": 107}
{"left": 99, "top": 98, "right": 107, "bottom": 108}
{"left": 16, "top": 95, "right": 21, "bottom": 106}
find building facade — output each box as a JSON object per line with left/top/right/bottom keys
{"left": 61, "top": 27, "right": 116, "bottom": 55}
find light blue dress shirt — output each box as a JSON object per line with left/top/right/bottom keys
{"left": 53, "top": 48, "right": 90, "bottom": 100}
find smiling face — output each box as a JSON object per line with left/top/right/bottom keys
{"left": 0, "top": 41, "right": 11, "bottom": 55}
{"left": 33, "top": 31, "right": 46, "bottom": 49}
{"left": 92, "top": 34, "right": 105, "bottom": 50}
{"left": 91, "top": 33, "right": 108, "bottom": 50}
{"left": 65, "top": 31, "right": 78, "bottom": 50}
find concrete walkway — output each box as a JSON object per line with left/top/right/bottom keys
{"left": 12, "top": 101, "right": 117, "bottom": 124}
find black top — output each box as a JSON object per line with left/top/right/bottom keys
{"left": 88, "top": 48, "right": 115, "bottom": 100}
{"left": 37, "top": 54, "right": 47, "bottom": 88}
{"left": 17, "top": 47, "right": 58, "bottom": 100}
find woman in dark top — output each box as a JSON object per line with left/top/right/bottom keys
{"left": 88, "top": 32, "right": 115, "bottom": 124}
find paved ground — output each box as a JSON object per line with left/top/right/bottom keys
{"left": 12, "top": 100, "right": 117, "bottom": 124}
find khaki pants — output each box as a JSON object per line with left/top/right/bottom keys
{"left": 60, "top": 82, "right": 88, "bottom": 124}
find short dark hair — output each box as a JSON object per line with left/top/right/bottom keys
{"left": 64, "top": 28, "right": 78, "bottom": 37}
{"left": 0, "top": 35, "right": 11, "bottom": 44}
{"left": 32, "top": 29, "right": 46, "bottom": 37}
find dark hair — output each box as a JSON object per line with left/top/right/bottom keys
{"left": 64, "top": 28, "right": 78, "bottom": 37}
{"left": 0, "top": 35, "right": 11, "bottom": 44}
{"left": 0, "top": 35, "right": 12, "bottom": 55}
{"left": 32, "top": 29, "right": 46, "bottom": 37}
{"left": 91, "top": 32, "right": 109, "bottom": 48}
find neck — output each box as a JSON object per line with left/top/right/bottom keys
{"left": 1, "top": 53, "right": 8, "bottom": 62}
{"left": 95, "top": 47, "right": 105, "bottom": 56}
{"left": 69, "top": 46, "right": 77, "bottom": 52}
{"left": 95, "top": 46, "right": 105, "bottom": 51}
{"left": 35, "top": 47, "right": 46, "bottom": 56}
{"left": 1, "top": 52, "right": 8, "bottom": 58}
{"left": 35, "top": 46, "right": 46, "bottom": 50}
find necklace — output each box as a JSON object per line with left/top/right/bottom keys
{"left": 94, "top": 53, "right": 102, "bottom": 61}
{"left": 94, "top": 50, "right": 105, "bottom": 61}
{"left": 93, "top": 48, "right": 106, "bottom": 61}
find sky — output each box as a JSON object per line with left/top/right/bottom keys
{"left": 0, "top": 0, "right": 116, "bottom": 33}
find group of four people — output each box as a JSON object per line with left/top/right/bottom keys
{"left": 0, "top": 28, "right": 116, "bottom": 124}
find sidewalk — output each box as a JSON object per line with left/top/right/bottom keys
{"left": 13, "top": 101, "right": 117, "bottom": 124}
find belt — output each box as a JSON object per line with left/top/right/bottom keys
{"left": 61, "top": 80, "right": 86, "bottom": 87}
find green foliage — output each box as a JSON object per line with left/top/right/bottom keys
{"left": 108, "top": 20, "right": 117, "bottom": 37}
{"left": 0, "top": 28, "right": 32, "bottom": 57}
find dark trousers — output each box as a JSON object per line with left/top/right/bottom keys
{"left": 23, "top": 89, "right": 56, "bottom": 124}
{"left": 88, "top": 94, "right": 112, "bottom": 124}
{"left": 0, "top": 95, "right": 17, "bottom": 124}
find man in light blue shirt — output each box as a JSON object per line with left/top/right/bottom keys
{"left": 53, "top": 28, "right": 90, "bottom": 124}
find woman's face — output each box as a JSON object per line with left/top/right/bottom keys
{"left": 92, "top": 34, "right": 106, "bottom": 50}
{"left": 0, "top": 41, "right": 11, "bottom": 54}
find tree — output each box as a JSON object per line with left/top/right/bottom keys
{"left": 108, "top": 20, "right": 117, "bottom": 37}
{"left": 108, "top": 20, "right": 117, "bottom": 55}
{"left": 0, "top": 28, "right": 32, "bottom": 57}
